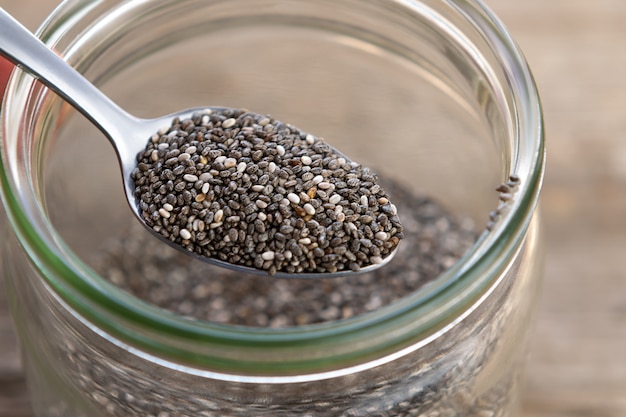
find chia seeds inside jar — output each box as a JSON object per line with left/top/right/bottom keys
{"left": 96, "top": 177, "right": 477, "bottom": 327}
{"left": 0, "top": 0, "right": 544, "bottom": 416}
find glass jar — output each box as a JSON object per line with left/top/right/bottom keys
{"left": 0, "top": 0, "right": 544, "bottom": 416}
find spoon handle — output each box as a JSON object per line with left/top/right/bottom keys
{"left": 0, "top": 8, "right": 133, "bottom": 144}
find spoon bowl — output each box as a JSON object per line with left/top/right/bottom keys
{"left": 0, "top": 8, "right": 401, "bottom": 278}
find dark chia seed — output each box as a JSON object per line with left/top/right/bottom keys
{"left": 131, "top": 108, "right": 404, "bottom": 275}
{"left": 95, "top": 178, "right": 478, "bottom": 327}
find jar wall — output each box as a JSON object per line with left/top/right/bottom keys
{"left": 4, "top": 216, "right": 542, "bottom": 416}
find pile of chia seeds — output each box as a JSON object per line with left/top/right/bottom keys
{"left": 95, "top": 178, "right": 477, "bottom": 327}
{"left": 131, "top": 108, "right": 403, "bottom": 275}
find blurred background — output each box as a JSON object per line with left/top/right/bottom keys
{"left": 1, "top": 0, "right": 625, "bottom": 416}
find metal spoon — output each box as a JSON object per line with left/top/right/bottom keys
{"left": 0, "top": 8, "right": 400, "bottom": 278}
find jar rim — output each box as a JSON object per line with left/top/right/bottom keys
{"left": 0, "top": 0, "right": 544, "bottom": 379}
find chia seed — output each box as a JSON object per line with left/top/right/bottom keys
{"left": 131, "top": 108, "right": 404, "bottom": 275}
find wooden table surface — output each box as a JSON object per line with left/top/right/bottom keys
{"left": 2, "top": 0, "right": 626, "bottom": 416}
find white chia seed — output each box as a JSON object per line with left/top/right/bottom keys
{"left": 224, "top": 158, "right": 237, "bottom": 169}
{"left": 261, "top": 251, "right": 275, "bottom": 261}
{"left": 375, "top": 231, "right": 389, "bottom": 241}
{"left": 158, "top": 208, "right": 170, "bottom": 219}
{"left": 287, "top": 193, "right": 300, "bottom": 204}
{"left": 222, "top": 118, "right": 236, "bottom": 128}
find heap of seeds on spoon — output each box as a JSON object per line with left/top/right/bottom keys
{"left": 132, "top": 108, "right": 403, "bottom": 275}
